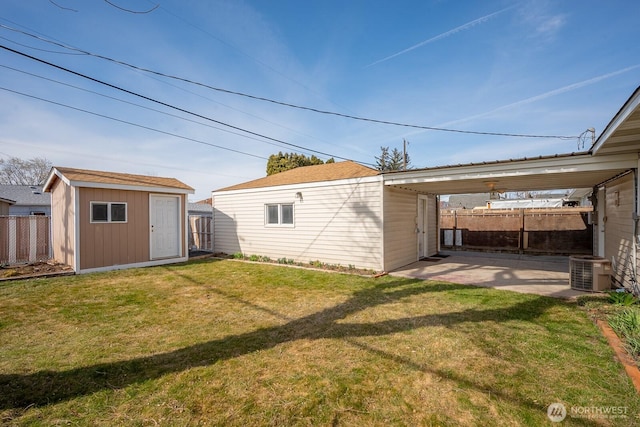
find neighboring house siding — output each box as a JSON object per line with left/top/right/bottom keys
{"left": 78, "top": 188, "right": 151, "bottom": 270}
{"left": 213, "top": 178, "right": 384, "bottom": 270}
{"left": 50, "top": 179, "right": 75, "bottom": 267}
{"left": 9, "top": 206, "right": 51, "bottom": 216}
{"left": 0, "top": 202, "right": 9, "bottom": 215}
{"left": 603, "top": 173, "right": 635, "bottom": 288}
{"left": 382, "top": 186, "right": 418, "bottom": 272}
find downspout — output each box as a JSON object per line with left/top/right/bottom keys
{"left": 436, "top": 195, "right": 441, "bottom": 253}
{"left": 634, "top": 166, "right": 640, "bottom": 294}
{"left": 379, "top": 177, "right": 386, "bottom": 273}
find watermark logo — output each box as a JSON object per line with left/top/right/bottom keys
{"left": 570, "top": 405, "right": 628, "bottom": 420}
{"left": 547, "top": 403, "right": 630, "bottom": 421}
{"left": 547, "top": 403, "right": 567, "bottom": 422}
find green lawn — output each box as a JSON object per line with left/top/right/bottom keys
{"left": 1, "top": 259, "right": 639, "bottom": 425}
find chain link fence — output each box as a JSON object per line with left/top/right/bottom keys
{"left": 0, "top": 216, "right": 52, "bottom": 265}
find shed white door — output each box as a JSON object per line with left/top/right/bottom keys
{"left": 150, "top": 195, "right": 181, "bottom": 259}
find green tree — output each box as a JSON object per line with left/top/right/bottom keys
{"left": 375, "top": 146, "right": 390, "bottom": 171}
{"left": 0, "top": 156, "right": 52, "bottom": 185}
{"left": 375, "top": 145, "right": 410, "bottom": 171}
{"left": 266, "top": 152, "right": 333, "bottom": 176}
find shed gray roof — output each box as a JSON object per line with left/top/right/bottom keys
{"left": 0, "top": 185, "right": 50, "bottom": 206}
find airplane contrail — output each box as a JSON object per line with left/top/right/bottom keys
{"left": 366, "top": 6, "right": 515, "bottom": 67}
{"left": 438, "top": 64, "right": 640, "bottom": 128}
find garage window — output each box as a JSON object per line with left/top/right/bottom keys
{"left": 91, "top": 202, "right": 127, "bottom": 223}
{"left": 265, "top": 203, "right": 294, "bottom": 226}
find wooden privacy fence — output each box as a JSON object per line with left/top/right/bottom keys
{"left": 440, "top": 207, "right": 593, "bottom": 255}
{"left": 189, "top": 215, "right": 213, "bottom": 252}
{"left": 0, "top": 216, "right": 51, "bottom": 265}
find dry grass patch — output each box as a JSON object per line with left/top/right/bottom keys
{"left": 1, "top": 258, "right": 639, "bottom": 425}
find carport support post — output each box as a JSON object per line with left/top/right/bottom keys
{"left": 453, "top": 209, "right": 458, "bottom": 247}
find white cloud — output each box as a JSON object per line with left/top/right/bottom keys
{"left": 536, "top": 15, "right": 566, "bottom": 37}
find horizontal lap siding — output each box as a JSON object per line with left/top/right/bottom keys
{"left": 213, "top": 179, "right": 383, "bottom": 270}
{"left": 604, "top": 173, "right": 635, "bottom": 288}
{"left": 383, "top": 187, "right": 418, "bottom": 272}
{"left": 428, "top": 195, "right": 438, "bottom": 255}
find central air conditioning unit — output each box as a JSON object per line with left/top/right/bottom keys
{"left": 569, "top": 256, "right": 611, "bottom": 291}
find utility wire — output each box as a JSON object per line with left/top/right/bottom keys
{"left": 103, "top": 0, "right": 159, "bottom": 14}
{"left": 0, "top": 86, "right": 267, "bottom": 160}
{"left": 0, "top": 34, "right": 344, "bottom": 151}
{"left": 0, "top": 23, "right": 579, "bottom": 140}
{"left": 0, "top": 44, "right": 369, "bottom": 165}
{"left": 0, "top": 35, "right": 83, "bottom": 55}
{"left": 0, "top": 63, "right": 326, "bottom": 157}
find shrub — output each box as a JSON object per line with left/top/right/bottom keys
{"left": 608, "top": 290, "right": 638, "bottom": 306}
{"left": 609, "top": 308, "right": 640, "bottom": 358}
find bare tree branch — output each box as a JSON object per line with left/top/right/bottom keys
{"left": 0, "top": 157, "right": 52, "bottom": 185}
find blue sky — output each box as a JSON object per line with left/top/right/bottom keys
{"left": 0, "top": 0, "right": 639, "bottom": 201}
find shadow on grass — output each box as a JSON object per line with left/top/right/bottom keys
{"left": 0, "top": 267, "right": 577, "bottom": 419}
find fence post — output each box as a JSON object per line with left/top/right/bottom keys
{"left": 453, "top": 210, "right": 458, "bottom": 247}
{"left": 29, "top": 216, "right": 38, "bottom": 262}
{"left": 8, "top": 216, "right": 16, "bottom": 264}
{"left": 519, "top": 210, "right": 525, "bottom": 254}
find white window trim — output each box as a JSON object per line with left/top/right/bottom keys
{"left": 265, "top": 203, "right": 294, "bottom": 227}
{"left": 90, "top": 201, "right": 128, "bottom": 223}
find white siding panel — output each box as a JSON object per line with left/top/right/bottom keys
{"left": 383, "top": 187, "right": 418, "bottom": 271}
{"left": 428, "top": 195, "right": 438, "bottom": 255}
{"left": 604, "top": 173, "right": 635, "bottom": 288}
{"left": 213, "top": 179, "right": 384, "bottom": 270}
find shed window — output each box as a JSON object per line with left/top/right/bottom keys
{"left": 265, "top": 203, "right": 294, "bottom": 226}
{"left": 91, "top": 202, "right": 127, "bottom": 223}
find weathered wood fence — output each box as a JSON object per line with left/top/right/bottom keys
{"left": 0, "top": 216, "right": 51, "bottom": 265}
{"left": 189, "top": 215, "right": 213, "bottom": 252}
{"left": 440, "top": 207, "right": 593, "bottom": 255}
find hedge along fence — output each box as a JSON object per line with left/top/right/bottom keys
{"left": 440, "top": 207, "right": 593, "bottom": 255}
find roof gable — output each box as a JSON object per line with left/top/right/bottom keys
{"left": 44, "top": 167, "right": 194, "bottom": 194}
{"left": 215, "top": 161, "right": 379, "bottom": 192}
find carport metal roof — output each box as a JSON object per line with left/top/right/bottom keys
{"left": 383, "top": 86, "right": 640, "bottom": 196}
{"left": 382, "top": 151, "right": 636, "bottom": 195}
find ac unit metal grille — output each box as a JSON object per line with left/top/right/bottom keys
{"left": 570, "top": 259, "right": 594, "bottom": 291}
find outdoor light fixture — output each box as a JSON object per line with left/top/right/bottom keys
{"left": 295, "top": 192, "right": 303, "bottom": 201}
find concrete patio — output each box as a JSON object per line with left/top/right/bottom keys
{"left": 390, "top": 251, "right": 592, "bottom": 299}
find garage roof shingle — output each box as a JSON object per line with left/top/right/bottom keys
{"left": 216, "top": 161, "right": 379, "bottom": 192}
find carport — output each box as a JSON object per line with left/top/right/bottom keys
{"left": 381, "top": 86, "right": 640, "bottom": 294}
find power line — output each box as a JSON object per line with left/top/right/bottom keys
{"left": 0, "top": 44, "right": 371, "bottom": 165}
{"left": 0, "top": 34, "right": 344, "bottom": 152}
{"left": 0, "top": 23, "right": 580, "bottom": 141}
{"left": 103, "top": 0, "right": 158, "bottom": 14}
{"left": 0, "top": 85, "right": 268, "bottom": 160}
{"left": 0, "top": 63, "right": 327, "bottom": 157}
{"left": 0, "top": 35, "right": 82, "bottom": 55}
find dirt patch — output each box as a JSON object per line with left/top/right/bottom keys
{"left": 0, "top": 262, "right": 74, "bottom": 280}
